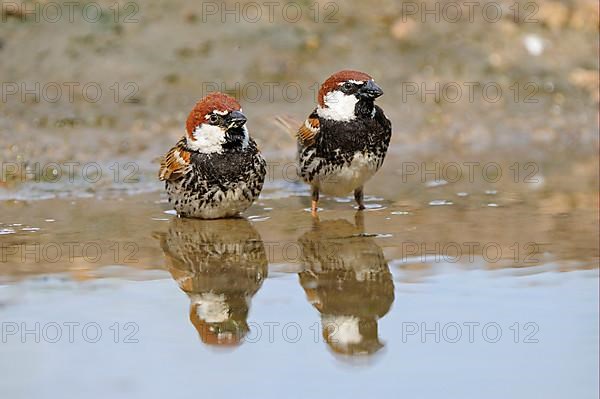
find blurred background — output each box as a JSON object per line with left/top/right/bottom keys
{"left": 0, "top": 1, "right": 598, "bottom": 398}
{"left": 1, "top": 0, "right": 598, "bottom": 177}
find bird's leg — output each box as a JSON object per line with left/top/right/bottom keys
{"left": 311, "top": 186, "right": 320, "bottom": 217}
{"left": 354, "top": 209, "right": 365, "bottom": 231}
{"left": 354, "top": 186, "right": 365, "bottom": 210}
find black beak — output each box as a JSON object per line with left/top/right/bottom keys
{"left": 358, "top": 80, "right": 383, "bottom": 99}
{"left": 227, "top": 110, "right": 247, "bottom": 128}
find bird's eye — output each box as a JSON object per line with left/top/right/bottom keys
{"left": 209, "top": 114, "right": 219, "bottom": 124}
{"left": 343, "top": 82, "right": 354, "bottom": 90}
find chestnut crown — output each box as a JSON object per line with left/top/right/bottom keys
{"left": 318, "top": 70, "right": 379, "bottom": 107}
{"left": 186, "top": 92, "right": 244, "bottom": 138}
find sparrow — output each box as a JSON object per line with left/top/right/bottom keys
{"left": 295, "top": 70, "right": 392, "bottom": 215}
{"left": 297, "top": 217, "right": 394, "bottom": 356}
{"left": 159, "top": 92, "right": 266, "bottom": 219}
{"left": 155, "top": 217, "right": 268, "bottom": 346}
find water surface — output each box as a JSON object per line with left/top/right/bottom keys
{"left": 0, "top": 180, "right": 598, "bottom": 398}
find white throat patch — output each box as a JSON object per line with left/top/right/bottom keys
{"left": 317, "top": 90, "right": 358, "bottom": 122}
{"left": 187, "top": 124, "right": 226, "bottom": 154}
{"left": 322, "top": 314, "right": 362, "bottom": 346}
{"left": 191, "top": 293, "right": 230, "bottom": 323}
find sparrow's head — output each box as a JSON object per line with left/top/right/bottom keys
{"left": 188, "top": 293, "right": 249, "bottom": 347}
{"left": 317, "top": 70, "right": 383, "bottom": 122}
{"left": 322, "top": 315, "right": 383, "bottom": 356}
{"left": 185, "top": 92, "right": 249, "bottom": 153}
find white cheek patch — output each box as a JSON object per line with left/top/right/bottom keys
{"left": 322, "top": 314, "right": 363, "bottom": 346}
{"left": 187, "top": 123, "right": 226, "bottom": 154}
{"left": 317, "top": 90, "right": 358, "bottom": 121}
{"left": 191, "top": 293, "right": 230, "bottom": 323}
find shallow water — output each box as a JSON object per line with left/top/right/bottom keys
{"left": 0, "top": 166, "right": 598, "bottom": 398}
{"left": 0, "top": 266, "right": 598, "bottom": 398}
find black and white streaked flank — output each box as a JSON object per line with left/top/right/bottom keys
{"left": 296, "top": 70, "right": 392, "bottom": 215}
{"left": 159, "top": 92, "right": 266, "bottom": 219}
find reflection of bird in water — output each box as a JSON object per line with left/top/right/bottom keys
{"left": 156, "top": 217, "right": 267, "bottom": 346}
{"left": 298, "top": 217, "right": 394, "bottom": 356}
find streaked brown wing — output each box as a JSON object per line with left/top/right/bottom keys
{"left": 297, "top": 111, "right": 320, "bottom": 147}
{"left": 158, "top": 139, "right": 192, "bottom": 181}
